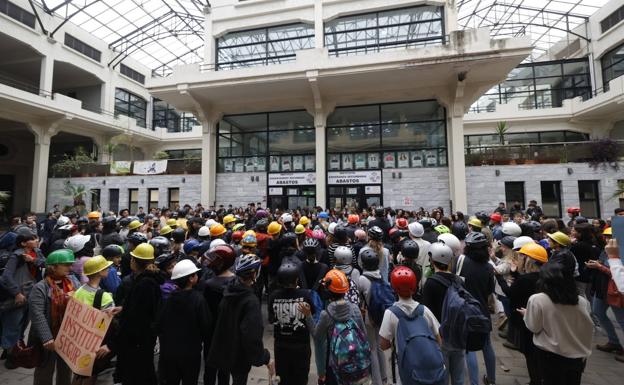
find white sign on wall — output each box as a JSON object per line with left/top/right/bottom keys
{"left": 133, "top": 160, "right": 167, "bottom": 175}
{"left": 268, "top": 172, "right": 316, "bottom": 186}
{"left": 328, "top": 171, "right": 382, "bottom": 185}
{"left": 268, "top": 187, "right": 283, "bottom": 196}
{"left": 365, "top": 185, "right": 382, "bottom": 194}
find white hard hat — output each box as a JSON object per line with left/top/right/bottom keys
{"left": 281, "top": 213, "right": 293, "bottom": 223}
{"left": 513, "top": 236, "right": 534, "bottom": 251}
{"left": 328, "top": 222, "right": 337, "bottom": 235}
{"left": 408, "top": 221, "right": 424, "bottom": 238}
{"left": 502, "top": 222, "right": 522, "bottom": 237}
{"left": 171, "top": 259, "right": 200, "bottom": 280}
{"left": 437, "top": 233, "right": 461, "bottom": 255}
{"left": 210, "top": 239, "right": 226, "bottom": 250}
{"left": 57, "top": 215, "right": 70, "bottom": 227}
{"left": 198, "top": 226, "right": 210, "bottom": 237}
{"left": 205, "top": 219, "right": 217, "bottom": 229}
{"left": 64, "top": 234, "right": 91, "bottom": 253}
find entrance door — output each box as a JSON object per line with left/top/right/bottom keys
{"left": 328, "top": 186, "right": 382, "bottom": 211}
{"left": 0, "top": 175, "right": 15, "bottom": 224}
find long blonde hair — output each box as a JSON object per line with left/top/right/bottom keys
{"left": 368, "top": 239, "right": 385, "bottom": 265}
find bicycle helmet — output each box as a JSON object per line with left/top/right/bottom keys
{"left": 401, "top": 240, "right": 420, "bottom": 259}
{"left": 359, "top": 248, "right": 380, "bottom": 271}
{"left": 367, "top": 226, "right": 383, "bottom": 241}
{"left": 465, "top": 231, "right": 489, "bottom": 247}
{"left": 303, "top": 237, "right": 320, "bottom": 252}
{"left": 149, "top": 236, "right": 171, "bottom": 258}
{"left": 127, "top": 232, "right": 148, "bottom": 245}
{"left": 277, "top": 262, "right": 300, "bottom": 286}
{"left": 334, "top": 245, "right": 353, "bottom": 265}
{"left": 235, "top": 254, "right": 262, "bottom": 276}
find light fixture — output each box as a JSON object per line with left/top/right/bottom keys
{"left": 102, "top": 180, "right": 106, "bottom": 185}
{"left": 495, "top": 169, "right": 500, "bottom": 176}
{"left": 567, "top": 168, "right": 573, "bottom": 175}
{"left": 398, "top": 172, "right": 402, "bottom": 179}
{"left": 250, "top": 176, "right": 255, "bottom": 182}
{"left": 181, "top": 177, "right": 186, "bottom": 183}
{"left": 140, "top": 179, "right": 144, "bottom": 184}
{"left": 255, "top": 176, "right": 260, "bottom": 182}
{"left": 392, "top": 172, "right": 396, "bottom": 179}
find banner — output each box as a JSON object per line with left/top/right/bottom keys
{"left": 268, "top": 172, "right": 316, "bottom": 186}
{"left": 55, "top": 297, "right": 113, "bottom": 377}
{"left": 133, "top": 160, "right": 168, "bottom": 175}
{"left": 109, "top": 161, "right": 131, "bottom": 175}
{"left": 328, "top": 170, "right": 382, "bottom": 185}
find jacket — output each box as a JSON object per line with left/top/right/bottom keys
{"left": 207, "top": 278, "right": 270, "bottom": 374}
{"left": 1, "top": 248, "right": 45, "bottom": 301}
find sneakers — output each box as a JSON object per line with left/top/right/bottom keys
{"left": 483, "top": 374, "right": 496, "bottom": 385}
{"left": 596, "top": 342, "right": 624, "bottom": 354}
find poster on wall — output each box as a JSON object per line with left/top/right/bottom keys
{"left": 281, "top": 156, "right": 292, "bottom": 171}
{"left": 110, "top": 161, "right": 131, "bottom": 175}
{"left": 411, "top": 151, "right": 423, "bottom": 168}
{"left": 425, "top": 150, "right": 437, "bottom": 167}
{"left": 383, "top": 152, "right": 396, "bottom": 168}
{"left": 257, "top": 157, "right": 266, "bottom": 171}
{"left": 355, "top": 153, "right": 366, "bottom": 169}
{"left": 439, "top": 150, "right": 447, "bottom": 166}
{"left": 293, "top": 156, "right": 304, "bottom": 171}
{"left": 342, "top": 154, "right": 353, "bottom": 170}
{"left": 329, "top": 154, "right": 340, "bottom": 170}
{"left": 133, "top": 160, "right": 167, "bottom": 175}
{"left": 368, "top": 153, "right": 379, "bottom": 169}
{"left": 397, "top": 151, "right": 410, "bottom": 168}
{"left": 270, "top": 156, "right": 280, "bottom": 172}
{"left": 234, "top": 158, "right": 244, "bottom": 172}
{"left": 224, "top": 159, "right": 233, "bottom": 172}
{"left": 245, "top": 157, "right": 256, "bottom": 172}
{"left": 304, "top": 155, "right": 315, "bottom": 171}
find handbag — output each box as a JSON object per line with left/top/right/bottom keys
{"left": 607, "top": 278, "right": 624, "bottom": 308}
{"left": 11, "top": 340, "right": 42, "bottom": 369}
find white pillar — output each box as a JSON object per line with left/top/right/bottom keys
{"left": 29, "top": 123, "right": 59, "bottom": 212}
{"left": 201, "top": 119, "right": 218, "bottom": 206}
{"left": 203, "top": 6, "right": 215, "bottom": 68}
{"left": 447, "top": 104, "right": 467, "bottom": 213}
{"left": 314, "top": 0, "right": 324, "bottom": 49}
{"left": 39, "top": 56, "right": 54, "bottom": 95}
{"left": 315, "top": 112, "right": 327, "bottom": 209}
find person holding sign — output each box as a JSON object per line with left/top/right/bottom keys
{"left": 28, "top": 249, "right": 80, "bottom": 385}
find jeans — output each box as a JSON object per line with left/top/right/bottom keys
{"left": 442, "top": 346, "right": 465, "bottom": 385}
{"left": 593, "top": 296, "right": 624, "bottom": 346}
{"left": 0, "top": 305, "right": 27, "bottom": 349}
{"left": 536, "top": 347, "right": 586, "bottom": 385}
{"left": 466, "top": 334, "right": 496, "bottom": 385}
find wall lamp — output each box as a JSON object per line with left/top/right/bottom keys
{"left": 398, "top": 172, "right": 402, "bottom": 179}
{"left": 102, "top": 180, "right": 106, "bottom": 185}
{"left": 567, "top": 168, "right": 574, "bottom": 175}
{"left": 140, "top": 179, "right": 144, "bottom": 184}
{"left": 392, "top": 172, "right": 396, "bottom": 179}
{"left": 495, "top": 169, "right": 500, "bottom": 177}
{"left": 181, "top": 177, "right": 186, "bottom": 183}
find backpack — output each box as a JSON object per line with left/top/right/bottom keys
{"left": 389, "top": 304, "right": 446, "bottom": 385}
{"left": 328, "top": 316, "right": 371, "bottom": 384}
{"left": 366, "top": 276, "right": 396, "bottom": 327}
{"left": 429, "top": 274, "right": 490, "bottom": 351}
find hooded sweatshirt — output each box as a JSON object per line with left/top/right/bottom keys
{"left": 207, "top": 278, "right": 270, "bottom": 374}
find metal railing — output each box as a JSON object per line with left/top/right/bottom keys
{"left": 48, "top": 158, "right": 202, "bottom": 178}
{"left": 0, "top": 73, "right": 53, "bottom": 98}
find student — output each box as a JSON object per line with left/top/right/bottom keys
{"left": 358, "top": 226, "right": 390, "bottom": 283}
{"left": 379, "top": 266, "right": 445, "bottom": 385}
{"left": 155, "top": 253, "right": 177, "bottom": 300}
{"left": 207, "top": 254, "right": 274, "bottom": 385}
{"left": 157, "top": 259, "right": 212, "bottom": 385}
{"left": 268, "top": 262, "right": 314, "bottom": 385}
{"left": 100, "top": 244, "right": 124, "bottom": 294}
{"left": 521, "top": 263, "right": 593, "bottom": 385}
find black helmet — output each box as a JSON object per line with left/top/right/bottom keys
{"left": 475, "top": 211, "right": 490, "bottom": 225}
{"left": 500, "top": 236, "right": 516, "bottom": 249}
{"left": 281, "top": 232, "right": 298, "bottom": 248}
{"left": 277, "top": 262, "right": 300, "bottom": 286}
{"left": 401, "top": 240, "right": 420, "bottom": 259}
{"left": 171, "top": 227, "right": 186, "bottom": 243}
{"left": 302, "top": 237, "right": 319, "bottom": 252}
{"left": 119, "top": 217, "right": 132, "bottom": 227}
{"left": 375, "top": 207, "right": 385, "bottom": 217}
{"left": 76, "top": 216, "right": 88, "bottom": 224}
{"left": 418, "top": 218, "right": 432, "bottom": 228}
{"left": 333, "top": 226, "right": 348, "bottom": 242}
{"left": 149, "top": 236, "right": 171, "bottom": 258}
{"left": 574, "top": 216, "right": 588, "bottom": 224}
{"left": 465, "top": 231, "right": 489, "bottom": 247}
{"left": 360, "top": 248, "right": 380, "bottom": 271}
{"left": 127, "top": 232, "right": 147, "bottom": 245}
{"left": 102, "top": 216, "right": 117, "bottom": 228}
{"left": 367, "top": 226, "right": 383, "bottom": 241}
{"left": 102, "top": 244, "right": 124, "bottom": 259}
{"left": 155, "top": 253, "right": 176, "bottom": 270}
{"left": 255, "top": 218, "right": 269, "bottom": 232}
{"left": 527, "top": 220, "right": 541, "bottom": 233}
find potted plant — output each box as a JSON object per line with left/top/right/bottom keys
{"left": 495, "top": 121, "right": 509, "bottom": 145}
{"left": 73, "top": 146, "right": 97, "bottom": 176}
{"left": 63, "top": 182, "right": 93, "bottom": 215}
{"left": 154, "top": 151, "right": 170, "bottom": 160}
{"left": 51, "top": 155, "right": 78, "bottom": 177}
{"left": 589, "top": 138, "right": 621, "bottom": 171}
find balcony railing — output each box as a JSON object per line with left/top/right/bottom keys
{"left": 48, "top": 159, "right": 201, "bottom": 178}
{"left": 0, "top": 73, "right": 53, "bottom": 98}
{"left": 465, "top": 141, "right": 624, "bottom": 166}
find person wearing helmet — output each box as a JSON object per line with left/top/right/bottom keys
{"left": 64, "top": 233, "right": 96, "bottom": 284}
{"left": 100, "top": 216, "right": 123, "bottom": 249}
{"left": 421, "top": 242, "right": 465, "bottom": 385}
{"left": 344, "top": 214, "right": 360, "bottom": 242}
{"left": 419, "top": 218, "right": 439, "bottom": 244}
{"left": 437, "top": 233, "right": 462, "bottom": 261}
{"left": 115, "top": 242, "right": 163, "bottom": 385}
{"left": 149, "top": 236, "right": 171, "bottom": 259}
{"left": 300, "top": 238, "right": 329, "bottom": 291}
{"left": 458, "top": 232, "right": 497, "bottom": 385}
{"left": 358, "top": 226, "right": 390, "bottom": 284}
{"left": 207, "top": 254, "right": 275, "bottom": 385}
{"left": 397, "top": 239, "right": 422, "bottom": 285}
{"left": 169, "top": 227, "right": 187, "bottom": 260}
{"left": 295, "top": 224, "right": 307, "bottom": 248}
{"left": 268, "top": 262, "right": 315, "bottom": 385}
{"left": 333, "top": 245, "right": 361, "bottom": 308}
{"left": 157, "top": 258, "right": 209, "bottom": 385}
{"left": 299, "top": 269, "right": 369, "bottom": 385}
{"left": 352, "top": 229, "right": 368, "bottom": 259}
{"left": 546, "top": 231, "right": 577, "bottom": 278}
{"left": 368, "top": 207, "right": 391, "bottom": 243}
{"left": 155, "top": 253, "right": 178, "bottom": 300}
{"left": 406, "top": 221, "right": 432, "bottom": 284}
{"left": 566, "top": 206, "right": 581, "bottom": 227}
{"left": 99, "top": 244, "right": 124, "bottom": 295}
{"left": 120, "top": 232, "right": 147, "bottom": 277}
{"left": 326, "top": 225, "right": 356, "bottom": 269}
{"left": 28, "top": 249, "right": 79, "bottom": 385}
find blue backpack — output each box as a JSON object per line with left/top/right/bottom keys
{"left": 328, "top": 317, "right": 371, "bottom": 384}
{"left": 389, "top": 304, "right": 446, "bottom": 385}
{"left": 366, "top": 277, "right": 396, "bottom": 327}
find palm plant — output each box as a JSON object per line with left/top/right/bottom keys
{"left": 0, "top": 190, "right": 10, "bottom": 212}
{"left": 63, "top": 183, "right": 90, "bottom": 207}
{"left": 495, "top": 121, "right": 509, "bottom": 145}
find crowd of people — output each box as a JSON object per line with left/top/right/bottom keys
{"left": 0, "top": 201, "right": 623, "bottom": 385}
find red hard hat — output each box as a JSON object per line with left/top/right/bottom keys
{"left": 396, "top": 218, "right": 408, "bottom": 229}
{"left": 490, "top": 213, "right": 502, "bottom": 223}
{"left": 231, "top": 231, "right": 243, "bottom": 243}
{"left": 567, "top": 207, "right": 581, "bottom": 214}
{"left": 348, "top": 214, "right": 359, "bottom": 224}
{"left": 391, "top": 266, "right": 417, "bottom": 297}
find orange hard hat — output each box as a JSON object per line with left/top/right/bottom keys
{"left": 348, "top": 214, "right": 359, "bottom": 225}
{"left": 210, "top": 224, "right": 226, "bottom": 237}
{"left": 322, "top": 269, "right": 350, "bottom": 294}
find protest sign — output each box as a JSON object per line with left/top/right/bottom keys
{"left": 55, "top": 296, "right": 112, "bottom": 377}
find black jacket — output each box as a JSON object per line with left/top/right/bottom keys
{"left": 117, "top": 270, "right": 163, "bottom": 347}
{"left": 496, "top": 272, "right": 539, "bottom": 353}
{"left": 207, "top": 278, "right": 270, "bottom": 374}
{"left": 422, "top": 271, "right": 456, "bottom": 321}
{"left": 458, "top": 255, "right": 495, "bottom": 321}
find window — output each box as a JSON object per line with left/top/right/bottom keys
{"left": 165, "top": 149, "right": 202, "bottom": 159}
{"left": 578, "top": 181, "right": 600, "bottom": 218}
{"left": 115, "top": 88, "right": 147, "bottom": 128}
{"left": 64, "top": 34, "right": 101, "bottom": 62}
{"left": 327, "top": 100, "right": 446, "bottom": 170}
{"left": 325, "top": 5, "right": 444, "bottom": 57}
{"left": 0, "top": 0, "right": 35, "bottom": 28}
{"left": 109, "top": 189, "right": 119, "bottom": 214}
{"left": 464, "top": 130, "right": 589, "bottom": 147}
{"left": 601, "top": 42, "right": 624, "bottom": 90}
{"left": 601, "top": 5, "right": 624, "bottom": 33}
{"left": 541, "top": 181, "right": 562, "bottom": 218}
{"left": 153, "top": 99, "right": 199, "bottom": 133}
{"left": 505, "top": 182, "right": 525, "bottom": 211}
{"left": 90, "top": 189, "right": 100, "bottom": 212}
{"left": 120, "top": 64, "right": 146, "bottom": 84}
{"left": 148, "top": 189, "right": 159, "bottom": 211}
{"left": 217, "top": 110, "right": 315, "bottom": 173}
{"left": 128, "top": 189, "right": 139, "bottom": 214}
{"left": 216, "top": 23, "right": 314, "bottom": 70}
{"left": 168, "top": 188, "right": 180, "bottom": 211}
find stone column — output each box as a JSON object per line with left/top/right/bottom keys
{"left": 39, "top": 56, "right": 54, "bottom": 95}
{"left": 314, "top": 111, "right": 327, "bottom": 208}
{"left": 29, "top": 122, "right": 60, "bottom": 212}
{"left": 314, "top": 0, "right": 324, "bottom": 49}
{"left": 201, "top": 119, "right": 218, "bottom": 207}
{"left": 447, "top": 104, "right": 468, "bottom": 213}
{"left": 203, "top": 6, "right": 215, "bottom": 69}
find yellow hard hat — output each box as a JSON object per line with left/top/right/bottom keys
{"left": 232, "top": 223, "right": 245, "bottom": 232}
{"left": 243, "top": 229, "right": 256, "bottom": 239}
{"left": 83, "top": 255, "right": 113, "bottom": 276}
{"left": 519, "top": 243, "right": 548, "bottom": 263}
{"left": 87, "top": 211, "right": 101, "bottom": 219}
{"left": 299, "top": 216, "right": 310, "bottom": 226}
{"left": 603, "top": 227, "right": 612, "bottom": 236}
{"left": 223, "top": 214, "right": 236, "bottom": 225}
{"left": 295, "top": 224, "right": 306, "bottom": 234}
{"left": 159, "top": 225, "right": 173, "bottom": 236}
{"left": 166, "top": 218, "right": 177, "bottom": 227}
{"left": 128, "top": 220, "right": 142, "bottom": 230}
{"left": 547, "top": 231, "right": 571, "bottom": 247}
{"left": 210, "top": 223, "right": 226, "bottom": 237}
{"left": 268, "top": 221, "right": 282, "bottom": 235}
{"left": 130, "top": 243, "right": 155, "bottom": 260}
{"left": 468, "top": 217, "right": 483, "bottom": 228}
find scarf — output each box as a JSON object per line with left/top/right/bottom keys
{"left": 46, "top": 276, "right": 75, "bottom": 337}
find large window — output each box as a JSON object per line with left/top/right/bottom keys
{"left": 541, "top": 181, "right": 562, "bottom": 218}
{"left": 217, "top": 110, "right": 315, "bottom": 173}
{"left": 168, "top": 188, "right": 180, "bottom": 211}
{"left": 0, "top": 0, "right": 35, "bottom": 28}
{"left": 465, "top": 130, "right": 589, "bottom": 147}
{"left": 153, "top": 99, "right": 198, "bottom": 133}
{"left": 601, "top": 5, "right": 624, "bottom": 34}
{"left": 148, "top": 189, "right": 159, "bottom": 211}
{"left": 90, "top": 189, "right": 100, "bottom": 211}
{"left": 470, "top": 58, "right": 592, "bottom": 112}
{"left": 120, "top": 64, "right": 146, "bottom": 85}
{"left": 602, "top": 42, "right": 624, "bottom": 90}
{"left": 505, "top": 182, "right": 525, "bottom": 211}
{"left": 64, "top": 34, "right": 101, "bottom": 62}
{"left": 109, "top": 189, "right": 119, "bottom": 214}
{"left": 165, "top": 149, "right": 202, "bottom": 159}
{"left": 325, "top": 5, "right": 444, "bottom": 57}
{"left": 327, "top": 100, "right": 446, "bottom": 170}
{"left": 216, "top": 23, "right": 314, "bottom": 70}
{"left": 578, "top": 181, "right": 600, "bottom": 218}
{"left": 115, "top": 88, "right": 147, "bottom": 128}
{"left": 128, "top": 189, "right": 139, "bottom": 214}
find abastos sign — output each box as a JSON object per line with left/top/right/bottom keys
{"left": 268, "top": 172, "right": 316, "bottom": 186}
{"left": 328, "top": 171, "right": 382, "bottom": 185}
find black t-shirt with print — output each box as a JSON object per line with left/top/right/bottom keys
{"left": 268, "top": 288, "right": 314, "bottom": 345}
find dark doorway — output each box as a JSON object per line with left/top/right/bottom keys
{"left": 0, "top": 174, "right": 16, "bottom": 224}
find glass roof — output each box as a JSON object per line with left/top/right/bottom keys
{"left": 457, "top": 0, "right": 609, "bottom": 61}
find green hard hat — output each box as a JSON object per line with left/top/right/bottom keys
{"left": 46, "top": 249, "right": 76, "bottom": 265}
